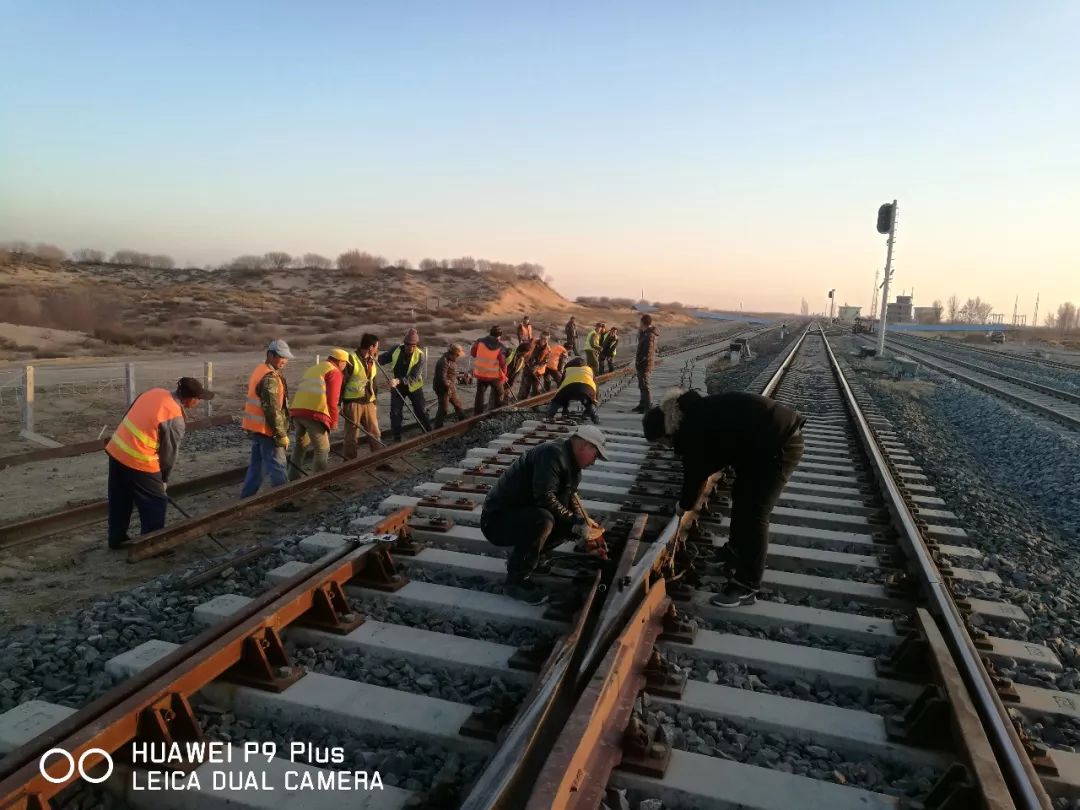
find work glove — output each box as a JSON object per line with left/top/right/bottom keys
{"left": 275, "top": 435, "right": 290, "bottom": 450}
{"left": 390, "top": 378, "right": 401, "bottom": 387}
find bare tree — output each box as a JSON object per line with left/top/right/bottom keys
{"left": 0, "top": 240, "right": 32, "bottom": 253}
{"left": 1044, "top": 312, "right": 1058, "bottom": 328}
{"left": 450, "top": 256, "right": 476, "bottom": 271}
{"left": 800, "top": 298, "right": 809, "bottom": 316}
{"left": 929, "top": 299, "right": 943, "bottom": 324}
{"left": 396, "top": 258, "right": 414, "bottom": 270}
{"left": 419, "top": 258, "right": 439, "bottom": 271}
{"left": 72, "top": 248, "right": 106, "bottom": 263}
{"left": 959, "top": 297, "right": 993, "bottom": 324}
{"left": 946, "top": 295, "right": 959, "bottom": 323}
{"left": 1056, "top": 302, "right": 1078, "bottom": 332}
{"left": 111, "top": 249, "right": 148, "bottom": 265}
{"left": 336, "top": 250, "right": 385, "bottom": 273}
{"left": 147, "top": 254, "right": 175, "bottom": 270}
{"left": 227, "top": 254, "right": 267, "bottom": 270}
{"left": 300, "top": 253, "right": 332, "bottom": 269}
{"left": 264, "top": 251, "right": 292, "bottom": 270}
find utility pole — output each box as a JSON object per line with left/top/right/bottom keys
{"left": 1033, "top": 293, "right": 1040, "bottom": 328}
{"left": 876, "top": 200, "right": 898, "bottom": 356}
{"left": 1012, "top": 296, "right": 1018, "bottom": 326}
{"left": 828, "top": 289, "right": 835, "bottom": 321}
{"left": 870, "top": 269, "right": 879, "bottom": 326}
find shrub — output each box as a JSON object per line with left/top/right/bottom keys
{"left": 92, "top": 326, "right": 138, "bottom": 345}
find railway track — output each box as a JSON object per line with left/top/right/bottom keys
{"left": 524, "top": 327, "right": 1079, "bottom": 810}
{"left": 6, "top": 323, "right": 1075, "bottom": 809}
{"left": 0, "top": 327, "right": 764, "bottom": 810}
{"left": 895, "top": 335, "right": 1080, "bottom": 375}
{"left": 868, "top": 337, "right": 1080, "bottom": 431}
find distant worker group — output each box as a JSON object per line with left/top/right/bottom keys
{"left": 104, "top": 308, "right": 661, "bottom": 548}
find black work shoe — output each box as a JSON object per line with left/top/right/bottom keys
{"left": 505, "top": 579, "right": 549, "bottom": 605}
{"left": 107, "top": 538, "right": 129, "bottom": 550}
{"left": 630, "top": 405, "right": 646, "bottom": 413}
{"left": 709, "top": 581, "right": 758, "bottom": 608}
{"left": 274, "top": 501, "right": 302, "bottom": 513}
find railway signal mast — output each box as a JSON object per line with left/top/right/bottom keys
{"left": 875, "top": 200, "right": 898, "bottom": 356}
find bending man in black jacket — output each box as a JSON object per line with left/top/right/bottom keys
{"left": 643, "top": 390, "right": 805, "bottom": 607}
{"left": 481, "top": 425, "right": 609, "bottom": 604}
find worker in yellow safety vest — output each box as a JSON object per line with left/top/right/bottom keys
{"left": 378, "top": 328, "right": 432, "bottom": 441}
{"left": 240, "top": 339, "right": 294, "bottom": 498}
{"left": 545, "top": 357, "right": 599, "bottom": 424}
{"left": 584, "top": 322, "right": 606, "bottom": 374}
{"left": 287, "top": 348, "right": 348, "bottom": 479}
{"left": 105, "top": 377, "right": 214, "bottom": 549}
{"left": 341, "top": 333, "right": 381, "bottom": 459}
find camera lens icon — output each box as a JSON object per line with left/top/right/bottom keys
{"left": 39, "top": 748, "right": 114, "bottom": 785}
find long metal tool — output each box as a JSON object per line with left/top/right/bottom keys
{"left": 375, "top": 358, "right": 430, "bottom": 433}
{"left": 284, "top": 456, "right": 350, "bottom": 504}
{"left": 340, "top": 410, "right": 423, "bottom": 472}
{"left": 166, "top": 495, "right": 226, "bottom": 552}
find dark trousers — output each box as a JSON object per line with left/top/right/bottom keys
{"left": 481, "top": 507, "right": 568, "bottom": 582}
{"left": 543, "top": 368, "right": 563, "bottom": 391}
{"left": 433, "top": 385, "right": 464, "bottom": 428}
{"left": 473, "top": 378, "right": 504, "bottom": 415}
{"left": 107, "top": 456, "right": 167, "bottom": 547}
{"left": 545, "top": 385, "right": 598, "bottom": 423}
{"left": 519, "top": 371, "right": 543, "bottom": 400}
{"left": 390, "top": 387, "right": 431, "bottom": 440}
{"left": 728, "top": 431, "right": 805, "bottom": 589}
{"left": 636, "top": 365, "right": 652, "bottom": 408}
{"left": 601, "top": 356, "right": 615, "bottom": 373}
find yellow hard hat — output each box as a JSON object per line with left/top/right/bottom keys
{"left": 328, "top": 348, "right": 350, "bottom": 362}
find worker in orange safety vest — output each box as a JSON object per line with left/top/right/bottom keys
{"left": 105, "top": 377, "right": 214, "bottom": 549}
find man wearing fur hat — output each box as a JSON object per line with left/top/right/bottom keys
{"left": 642, "top": 390, "right": 805, "bottom": 607}
{"left": 379, "top": 328, "right": 432, "bottom": 441}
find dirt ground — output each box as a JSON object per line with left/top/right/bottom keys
{"left": 0, "top": 311, "right": 700, "bottom": 456}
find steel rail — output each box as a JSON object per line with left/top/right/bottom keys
{"left": 886, "top": 337, "right": 1080, "bottom": 406}
{"left": 821, "top": 327, "right": 1051, "bottom": 810}
{"left": 457, "top": 519, "right": 644, "bottom": 810}
{"left": 760, "top": 323, "right": 811, "bottom": 398}
{"left": 876, "top": 339, "right": 1080, "bottom": 431}
{"left": 0, "top": 415, "right": 233, "bottom": 470}
{"left": 519, "top": 322, "right": 814, "bottom": 808}
{"left": 897, "top": 334, "right": 1080, "bottom": 374}
{"left": 0, "top": 507, "right": 413, "bottom": 806}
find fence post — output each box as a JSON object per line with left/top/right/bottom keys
{"left": 21, "top": 365, "right": 34, "bottom": 435}
{"left": 125, "top": 363, "right": 136, "bottom": 406}
{"left": 204, "top": 361, "right": 214, "bottom": 417}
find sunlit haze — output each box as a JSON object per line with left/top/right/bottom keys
{"left": 1, "top": 1, "right": 1076, "bottom": 317}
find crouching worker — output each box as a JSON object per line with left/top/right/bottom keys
{"left": 643, "top": 390, "right": 805, "bottom": 607}
{"left": 480, "top": 425, "right": 609, "bottom": 604}
{"left": 545, "top": 357, "right": 599, "bottom": 424}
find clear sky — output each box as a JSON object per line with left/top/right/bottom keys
{"left": 1, "top": 1, "right": 1076, "bottom": 319}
